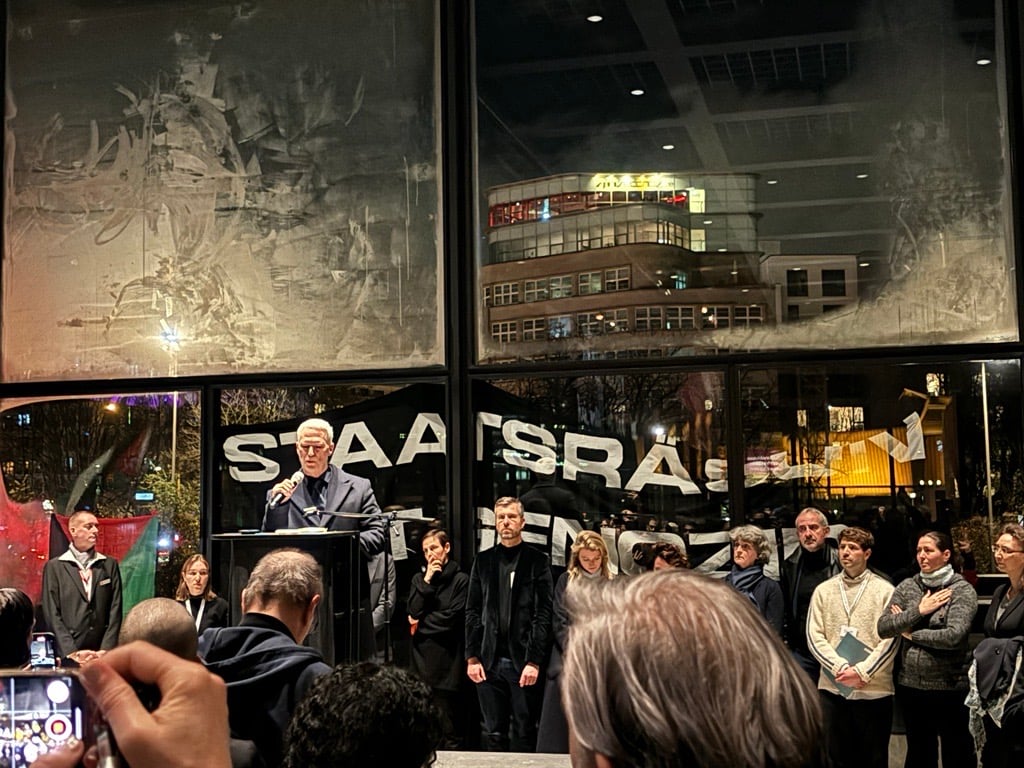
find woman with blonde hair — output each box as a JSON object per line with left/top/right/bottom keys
{"left": 537, "top": 530, "right": 614, "bottom": 752}
{"left": 175, "top": 553, "right": 229, "bottom": 635}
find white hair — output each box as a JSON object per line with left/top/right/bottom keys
{"left": 297, "top": 417, "right": 334, "bottom": 444}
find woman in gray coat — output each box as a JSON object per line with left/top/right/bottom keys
{"left": 877, "top": 530, "right": 978, "bottom": 768}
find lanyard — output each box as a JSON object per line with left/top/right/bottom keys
{"left": 184, "top": 599, "right": 206, "bottom": 631}
{"left": 839, "top": 574, "right": 869, "bottom": 623}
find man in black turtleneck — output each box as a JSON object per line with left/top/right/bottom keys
{"left": 466, "top": 496, "right": 553, "bottom": 752}
{"left": 781, "top": 506, "right": 841, "bottom": 679}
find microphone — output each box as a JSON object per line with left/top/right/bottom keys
{"left": 269, "top": 471, "right": 304, "bottom": 507}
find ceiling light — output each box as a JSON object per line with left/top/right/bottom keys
{"left": 630, "top": 88, "right": 645, "bottom": 96}
{"left": 859, "top": 261, "right": 870, "bottom": 267}
{"left": 662, "top": 144, "right": 675, "bottom": 150}
{"left": 717, "top": 248, "right": 727, "bottom": 252}
{"left": 703, "top": 219, "right": 713, "bottom": 225}
{"left": 856, "top": 173, "right": 869, "bottom": 179}
{"left": 976, "top": 57, "right": 992, "bottom": 66}
{"left": 766, "top": 179, "right": 778, "bottom": 185}
{"left": 586, "top": 15, "right": 603, "bottom": 23}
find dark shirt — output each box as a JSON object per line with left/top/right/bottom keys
{"left": 496, "top": 543, "right": 522, "bottom": 658}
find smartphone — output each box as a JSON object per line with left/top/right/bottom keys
{"left": 0, "top": 669, "right": 117, "bottom": 768}
{"left": 29, "top": 632, "right": 57, "bottom": 669}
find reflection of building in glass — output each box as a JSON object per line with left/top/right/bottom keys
{"left": 481, "top": 172, "right": 858, "bottom": 360}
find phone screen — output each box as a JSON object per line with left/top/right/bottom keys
{"left": 29, "top": 634, "right": 56, "bottom": 669}
{"left": 0, "top": 671, "right": 87, "bottom": 768}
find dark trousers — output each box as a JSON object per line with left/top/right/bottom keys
{"left": 897, "top": 685, "right": 973, "bottom": 768}
{"left": 820, "top": 691, "right": 892, "bottom": 768}
{"left": 475, "top": 657, "right": 543, "bottom": 752}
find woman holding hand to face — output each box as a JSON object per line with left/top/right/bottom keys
{"left": 877, "top": 531, "right": 977, "bottom": 768}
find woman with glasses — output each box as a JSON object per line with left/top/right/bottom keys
{"left": 877, "top": 530, "right": 978, "bottom": 767}
{"left": 537, "top": 530, "right": 614, "bottom": 753}
{"left": 969, "top": 523, "right": 1024, "bottom": 767}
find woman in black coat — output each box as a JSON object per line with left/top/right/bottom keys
{"left": 971, "top": 523, "right": 1024, "bottom": 768}
{"left": 175, "top": 553, "right": 229, "bottom": 635}
{"left": 407, "top": 527, "right": 470, "bottom": 748}
{"left": 536, "top": 530, "right": 615, "bottom": 753}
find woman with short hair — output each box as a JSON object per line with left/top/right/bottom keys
{"left": 725, "top": 525, "right": 784, "bottom": 635}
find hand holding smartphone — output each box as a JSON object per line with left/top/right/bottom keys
{"left": 0, "top": 668, "right": 114, "bottom": 768}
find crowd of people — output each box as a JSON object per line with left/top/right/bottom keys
{"left": 2, "top": 441, "right": 1023, "bottom": 768}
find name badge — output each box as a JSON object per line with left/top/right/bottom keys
{"left": 839, "top": 625, "right": 858, "bottom": 638}
{"left": 98, "top": 578, "right": 112, "bottom": 586}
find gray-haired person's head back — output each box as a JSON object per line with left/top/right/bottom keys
{"left": 562, "top": 570, "right": 825, "bottom": 768}
{"left": 242, "top": 548, "right": 322, "bottom": 610}
{"left": 120, "top": 597, "right": 198, "bottom": 660}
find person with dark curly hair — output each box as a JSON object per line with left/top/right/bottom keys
{"left": 282, "top": 662, "right": 444, "bottom": 768}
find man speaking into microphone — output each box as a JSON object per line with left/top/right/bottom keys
{"left": 260, "top": 417, "right": 387, "bottom": 558}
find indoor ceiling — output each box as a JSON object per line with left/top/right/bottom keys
{"left": 475, "top": 0, "right": 1000, "bottom": 272}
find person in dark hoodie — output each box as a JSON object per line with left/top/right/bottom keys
{"left": 199, "top": 548, "right": 330, "bottom": 767}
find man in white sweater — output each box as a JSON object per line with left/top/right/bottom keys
{"left": 807, "top": 526, "right": 898, "bottom": 768}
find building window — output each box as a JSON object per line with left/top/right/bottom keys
{"left": 828, "top": 405, "right": 865, "bottom": 432}
{"left": 523, "top": 279, "right": 548, "bottom": 303}
{"left": 605, "top": 267, "right": 630, "bottom": 292}
{"left": 491, "top": 321, "right": 517, "bottom": 343}
{"left": 666, "top": 306, "right": 696, "bottom": 330}
{"left": 604, "top": 309, "right": 629, "bottom": 333}
{"left": 492, "top": 282, "right": 520, "bottom": 305}
{"left": 671, "top": 272, "right": 688, "bottom": 290}
{"left": 483, "top": 285, "right": 491, "bottom": 307}
{"left": 579, "top": 271, "right": 603, "bottom": 295}
{"left": 548, "top": 315, "right": 573, "bottom": 338}
{"left": 787, "top": 269, "right": 808, "bottom": 297}
{"left": 701, "top": 306, "right": 730, "bottom": 329}
{"left": 549, "top": 275, "right": 573, "bottom": 298}
{"left": 577, "top": 312, "right": 602, "bottom": 336}
{"left": 734, "top": 306, "right": 763, "bottom": 327}
{"left": 787, "top": 305, "right": 800, "bottom": 321}
{"left": 635, "top": 307, "right": 663, "bottom": 331}
{"left": 522, "top": 318, "right": 546, "bottom": 341}
{"left": 821, "top": 269, "right": 847, "bottom": 297}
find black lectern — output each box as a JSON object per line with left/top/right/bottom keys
{"left": 211, "top": 531, "right": 365, "bottom": 665}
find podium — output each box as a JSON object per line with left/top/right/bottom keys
{"left": 211, "top": 531, "right": 368, "bottom": 665}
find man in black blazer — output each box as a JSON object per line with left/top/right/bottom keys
{"left": 260, "top": 417, "right": 386, "bottom": 557}
{"left": 466, "top": 496, "right": 553, "bottom": 752}
{"left": 41, "top": 510, "right": 123, "bottom": 661}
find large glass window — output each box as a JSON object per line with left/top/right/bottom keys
{"left": 5, "top": 1, "right": 442, "bottom": 380}
{"left": 474, "top": 372, "right": 728, "bottom": 570}
{"left": 475, "top": 2, "right": 1014, "bottom": 364}
{"left": 0, "top": 393, "right": 199, "bottom": 603}
{"left": 737, "top": 360, "right": 1022, "bottom": 576}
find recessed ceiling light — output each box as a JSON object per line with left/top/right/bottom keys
{"left": 856, "top": 173, "right": 869, "bottom": 179}
{"left": 717, "top": 247, "right": 727, "bottom": 252}
{"left": 859, "top": 261, "right": 871, "bottom": 267}
{"left": 630, "top": 88, "right": 645, "bottom": 96}
{"left": 976, "top": 57, "right": 992, "bottom": 66}
{"left": 766, "top": 179, "right": 778, "bottom": 185}
{"left": 662, "top": 144, "right": 675, "bottom": 150}
{"left": 586, "top": 15, "right": 603, "bottom": 23}
{"left": 703, "top": 219, "right": 713, "bottom": 225}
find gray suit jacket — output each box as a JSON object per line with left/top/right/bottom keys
{"left": 259, "top": 467, "right": 386, "bottom": 556}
